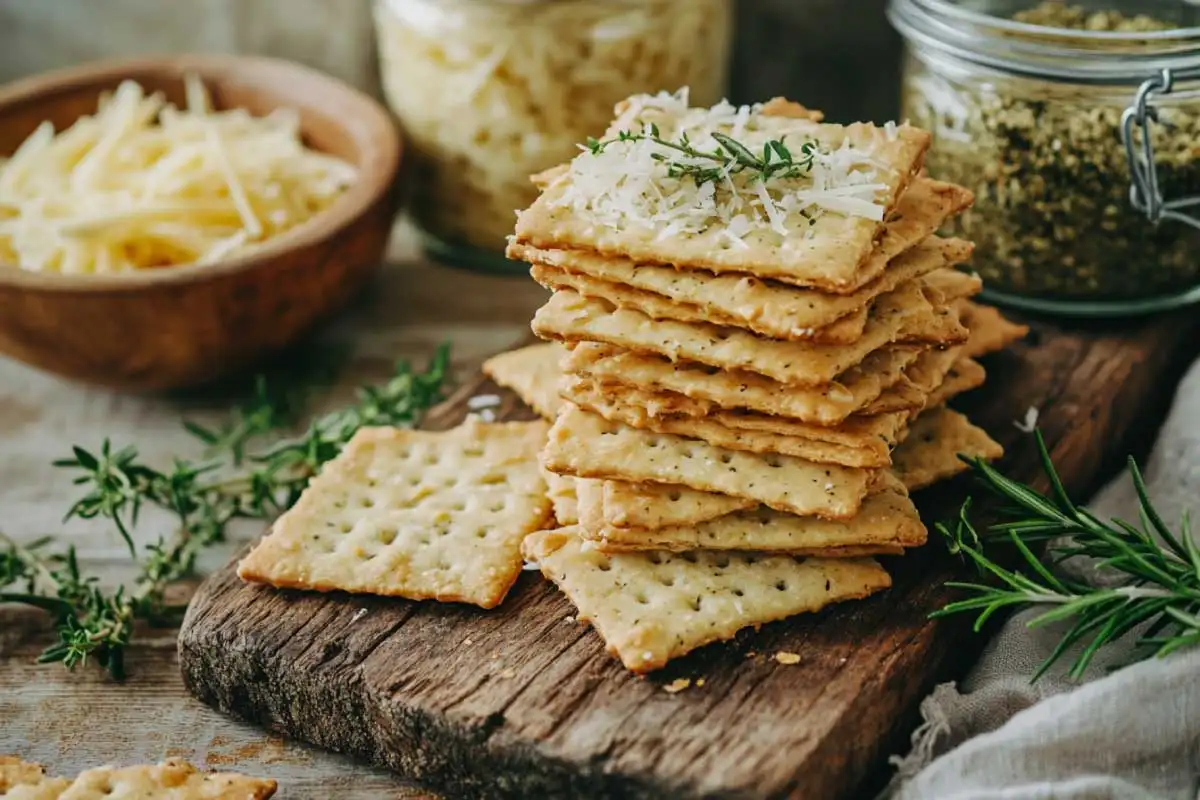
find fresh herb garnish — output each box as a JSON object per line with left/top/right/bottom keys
{"left": 0, "top": 344, "right": 452, "bottom": 679}
{"left": 586, "top": 123, "right": 819, "bottom": 187}
{"left": 935, "top": 430, "right": 1199, "bottom": 682}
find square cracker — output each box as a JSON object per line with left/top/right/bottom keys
{"left": 513, "top": 94, "right": 933, "bottom": 292}
{"left": 544, "top": 405, "right": 874, "bottom": 519}
{"left": 482, "top": 343, "right": 565, "bottom": 421}
{"left": 891, "top": 407, "right": 1004, "bottom": 492}
{"left": 59, "top": 760, "right": 277, "bottom": 799}
{"left": 567, "top": 343, "right": 921, "bottom": 425}
{"left": 238, "top": 419, "right": 551, "bottom": 609}
{"left": 519, "top": 233, "right": 974, "bottom": 344}
{"left": 582, "top": 475, "right": 926, "bottom": 555}
{"left": 578, "top": 478, "right": 756, "bottom": 531}
{"left": 562, "top": 377, "right": 903, "bottom": 468}
{"left": 523, "top": 527, "right": 892, "bottom": 672}
{"left": 959, "top": 302, "right": 1030, "bottom": 359}
{"left": 534, "top": 278, "right": 967, "bottom": 387}
{"left": 1, "top": 757, "right": 70, "bottom": 799}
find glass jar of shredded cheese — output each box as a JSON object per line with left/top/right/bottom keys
{"left": 889, "top": 0, "right": 1200, "bottom": 317}
{"left": 374, "top": 0, "right": 734, "bottom": 272}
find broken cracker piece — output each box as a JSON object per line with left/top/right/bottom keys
{"left": 238, "top": 419, "right": 551, "bottom": 609}
{"left": 959, "top": 302, "right": 1029, "bottom": 359}
{"left": 523, "top": 527, "right": 891, "bottom": 672}
{"left": 774, "top": 652, "right": 802, "bottom": 665}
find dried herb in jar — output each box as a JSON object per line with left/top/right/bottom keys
{"left": 903, "top": 2, "right": 1200, "bottom": 301}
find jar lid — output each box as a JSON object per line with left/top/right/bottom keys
{"left": 889, "top": 0, "right": 1200, "bottom": 82}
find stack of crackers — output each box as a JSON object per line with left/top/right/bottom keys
{"left": 236, "top": 91, "right": 1027, "bottom": 678}
{"left": 496, "top": 93, "right": 1023, "bottom": 672}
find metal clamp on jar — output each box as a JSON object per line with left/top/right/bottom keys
{"left": 374, "top": 0, "right": 734, "bottom": 274}
{"left": 888, "top": 0, "right": 1200, "bottom": 317}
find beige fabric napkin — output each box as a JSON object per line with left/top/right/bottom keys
{"left": 883, "top": 357, "right": 1200, "bottom": 800}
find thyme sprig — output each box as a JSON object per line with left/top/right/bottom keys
{"left": 936, "top": 430, "right": 1200, "bottom": 682}
{"left": 0, "top": 345, "right": 452, "bottom": 678}
{"left": 586, "top": 124, "right": 819, "bottom": 187}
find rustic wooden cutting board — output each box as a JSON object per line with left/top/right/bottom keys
{"left": 178, "top": 310, "right": 1199, "bottom": 800}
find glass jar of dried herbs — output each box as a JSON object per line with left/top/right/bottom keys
{"left": 888, "top": 0, "right": 1200, "bottom": 316}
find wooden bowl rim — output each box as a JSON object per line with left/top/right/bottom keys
{"left": 0, "top": 53, "right": 401, "bottom": 294}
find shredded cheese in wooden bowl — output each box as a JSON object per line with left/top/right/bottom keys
{"left": 0, "top": 75, "right": 358, "bottom": 274}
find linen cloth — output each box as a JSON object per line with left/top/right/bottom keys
{"left": 884, "top": 356, "right": 1200, "bottom": 800}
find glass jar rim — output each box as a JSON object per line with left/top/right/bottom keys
{"left": 888, "top": 0, "right": 1200, "bottom": 83}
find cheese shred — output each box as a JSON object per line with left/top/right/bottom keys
{"left": 0, "top": 77, "right": 357, "bottom": 274}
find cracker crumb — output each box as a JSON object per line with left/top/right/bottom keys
{"left": 696, "top": 678, "right": 706, "bottom": 687}
{"left": 564, "top": 615, "right": 576, "bottom": 623}
{"left": 774, "top": 651, "right": 802, "bottom": 665}
{"left": 663, "top": 678, "right": 691, "bottom": 694}
{"left": 463, "top": 637, "right": 473, "bottom": 646}
{"left": 1014, "top": 406, "right": 1040, "bottom": 432}
{"left": 500, "top": 668, "right": 516, "bottom": 679}
{"left": 350, "top": 607, "right": 368, "bottom": 623}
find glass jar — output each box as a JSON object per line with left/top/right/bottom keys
{"left": 374, "top": 0, "right": 734, "bottom": 274}
{"left": 888, "top": 0, "right": 1200, "bottom": 317}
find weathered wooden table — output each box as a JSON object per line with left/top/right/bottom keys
{"left": 0, "top": 224, "right": 546, "bottom": 798}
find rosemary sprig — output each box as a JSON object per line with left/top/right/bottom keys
{"left": 586, "top": 124, "right": 819, "bottom": 187}
{"left": 0, "top": 344, "right": 452, "bottom": 678}
{"left": 936, "top": 430, "right": 1200, "bottom": 682}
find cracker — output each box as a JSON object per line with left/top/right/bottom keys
{"left": 566, "top": 342, "right": 921, "bottom": 425}
{"left": 534, "top": 279, "right": 967, "bottom": 387}
{"left": 482, "top": 342, "right": 565, "bottom": 421}
{"left": 582, "top": 477, "right": 925, "bottom": 555}
{"left": 545, "top": 405, "right": 874, "bottom": 519}
{"left": 1, "top": 757, "right": 69, "bottom": 799}
{"left": 580, "top": 479, "right": 756, "bottom": 530}
{"left": 928, "top": 358, "right": 987, "bottom": 408}
{"left": 238, "top": 420, "right": 551, "bottom": 609}
{"left": 563, "top": 376, "right": 907, "bottom": 467}
{"left": 518, "top": 235, "right": 974, "bottom": 343}
{"left": 513, "top": 96, "right": 933, "bottom": 292}
{"left": 891, "top": 407, "right": 1004, "bottom": 491}
{"left": 564, "top": 379, "right": 886, "bottom": 467}
{"left": 524, "top": 527, "right": 891, "bottom": 672}
{"left": 859, "top": 346, "right": 963, "bottom": 416}
{"left": 59, "top": 760, "right": 276, "bottom": 799}
{"left": 959, "top": 302, "right": 1029, "bottom": 359}
{"left": 542, "top": 466, "right": 579, "bottom": 526}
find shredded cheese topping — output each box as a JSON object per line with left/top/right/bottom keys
{"left": 551, "top": 90, "right": 893, "bottom": 245}
{"left": 0, "top": 76, "right": 357, "bottom": 274}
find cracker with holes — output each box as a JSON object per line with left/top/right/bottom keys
{"left": 577, "top": 478, "right": 755, "bottom": 531}
{"left": 534, "top": 279, "right": 967, "bottom": 387}
{"left": 581, "top": 475, "right": 925, "bottom": 556}
{"left": 238, "top": 419, "right": 552, "bottom": 609}
{"left": 858, "top": 346, "right": 963, "bottom": 415}
{"left": 517, "top": 228, "right": 972, "bottom": 346}
{"left": 512, "top": 94, "right": 940, "bottom": 292}
{"left": 567, "top": 343, "right": 922, "bottom": 425}
{"left": 59, "top": 760, "right": 277, "bottom": 799}
{"left": 563, "top": 377, "right": 904, "bottom": 468}
{"left": 891, "top": 407, "right": 1004, "bottom": 492}
{"left": 523, "top": 527, "right": 892, "bottom": 672}
{"left": 482, "top": 342, "right": 566, "bottom": 421}
{"left": 545, "top": 405, "right": 874, "bottom": 519}
{"left": 958, "top": 302, "right": 1030, "bottom": 359}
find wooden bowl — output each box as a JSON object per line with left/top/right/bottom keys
{"left": 0, "top": 55, "right": 401, "bottom": 391}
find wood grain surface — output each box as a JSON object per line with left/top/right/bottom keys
{"left": 177, "top": 309, "right": 1200, "bottom": 800}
